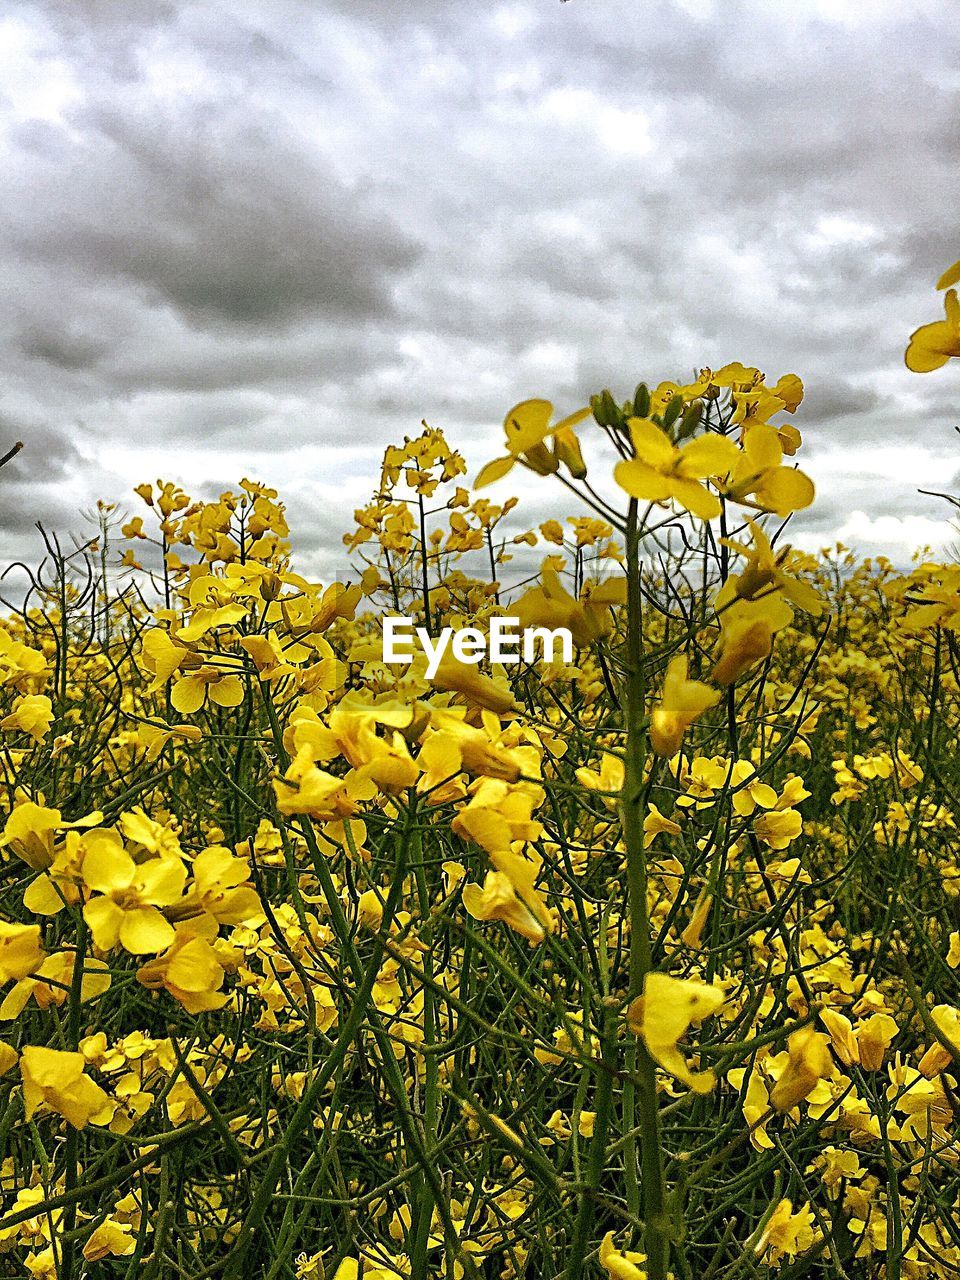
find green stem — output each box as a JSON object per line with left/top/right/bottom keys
{"left": 620, "top": 498, "right": 669, "bottom": 1278}
{"left": 563, "top": 1002, "right": 617, "bottom": 1279}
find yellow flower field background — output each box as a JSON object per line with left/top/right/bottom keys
{"left": 0, "top": 264, "right": 959, "bottom": 1278}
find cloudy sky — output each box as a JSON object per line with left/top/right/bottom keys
{"left": 1, "top": 0, "right": 959, "bottom": 582}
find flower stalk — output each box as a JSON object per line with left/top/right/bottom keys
{"left": 621, "top": 498, "right": 670, "bottom": 1279}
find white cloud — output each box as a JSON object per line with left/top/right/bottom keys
{"left": 491, "top": 5, "right": 537, "bottom": 40}
{"left": 806, "top": 215, "right": 883, "bottom": 249}
{"left": 0, "top": 16, "right": 81, "bottom": 129}
{"left": 538, "top": 89, "right": 654, "bottom": 156}
{"left": 795, "top": 511, "right": 955, "bottom": 560}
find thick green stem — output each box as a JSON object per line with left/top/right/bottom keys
{"left": 620, "top": 499, "right": 669, "bottom": 1279}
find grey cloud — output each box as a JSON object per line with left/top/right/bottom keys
{"left": 0, "top": 0, "right": 957, "bottom": 574}
{"left": 18, "top": 324, "right": 110, "bottom": 372}
{"left": 8, "top": 108, "right": 420, "bottom": 329}
{"left": 0, "top": 419, "right": 84, "bottom": 483}
{"left": 798, "top": 382, "right": 882, "bottom": 425}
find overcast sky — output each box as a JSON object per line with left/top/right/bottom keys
{"left": 1, "top": 0, "right": 959, "bottom": 583}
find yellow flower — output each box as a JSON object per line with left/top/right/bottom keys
{"left": 454, "top": 780, "right": 551, "bottom": 941}
{"left": 901, "top": 564, "right": 960, "bottom": 630}
{"left": 721, "top": 423, "right": 815, "bottom": 516}
{"left": 680, "top": 891, "right": 713, "bottom": 950}
{"left": 136, "top": 922, "right": 228, "bottom": 1014}
{"left": 755, "top": 1198, "right": 818, "bottom": 1264}
{"left": 462, "top": 867, "right": 552, "bottom": 944}
{"left": 428, "top": 651, "right": 519, "bottom": 713}
{"left": 649, "top": 655, "right": 718, "bottom": 756}
{"left": 906, "top": 286, "right": 960, "bottom": 372}
{"left": 174, "top": 602, "right": 248, "bottom": 643}
{"left": 308, "top": 694, "right": 419, "bottom": 795}
{"left": 0, "top": 631, "right": 47, "bottom": 686}
{"left": 475, "top": 399, "right": 591, "bottom": 489}
{"left": 614, "top": 419, "right": 739, "bottom": 519}
{"left": 721, "top": 518, "right": 822, "bottom": 616}
{"left": 0, "top": 801, "right": 101, "bottom": 871}
{"left": 82, "top": 1218, "right": 136, "bottom": 1260}
{"left": 769, "top": 1027, "right": 833, "bottom": 1111}
{"left": 918, "top": 1004, "right": 960, "bottom": 1076}
{"left": 575, "top": 753, "right": 624, "bottom": 809}
{"left": 171, "top": 660, "right": 245, "bottom": 715}
{"left": 642, "top": 803, "right": 681, "bottom": 848}
{"left": 753, "top": 808, "right": 803, "bottom": 851}
{"left": 451, "top": 778, "right": 544, "bottom": 849}
{"left": 0, "top": 921, "right": 44, "bottom": 982}
{"left": 174, "top": 846, "right": 261, "bottom": 927}
{"left": 599, "top": 1231, "right": 647, "bottom": 1279}
{"left": 712, "top": 587, "right": 794, "bottom": 686}
{"left": 515, "top": 563, "right": 626, "bottom": 649}
{"left": 0, "top": 951, "right": 109, "bottom": 1020}
{"left": 628, "top": 972, "right": 725, "bottom": 1093}
{"left": 0, "top": 1185, "right": 59, "bottom": 1247}
{"left": 728, "top": 761, "right": 778, "bottom": 817}
{"left": 82, "top": 835, "right": 187, "bottom": 954}
{"left": 137, "top": 721, "right": 203, "bottom": 762}
{"left": 0, "top": 694, "right": 54, "bottom": 741}
{"left": 274, "top": 747, "right": 375, "bottom": 822}
{"left": 856, "top": 1012, "right": 898, "bottom": 1071}
{"left": 139, "top": 627, "right": 194, "bottom": 691}
{"left": 818, "top": 1007, "right": 859, "bottom": 1066}
{"left": 20, "top": 1045, "right": 115, "bottom": 1129}
{"left": 417, "top": 709, "right": 528, "bottom": 792}
{"left": 24, "top": 1247, "right": 59, "bottom": 1279}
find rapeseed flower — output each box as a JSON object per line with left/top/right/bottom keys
{"left": 475, "top": 399, "right": 591, "bottom": 489}
{"left": 20, "top": 1046, "right": 115, "bottom": 1129}
{"left": 82, "top": 835, "right": 186, "bottom": 954}
{"left": 649, "top": 655, "right": 718, "bottom": 756}
{"left": 629, "top": 972, "right": 726, "bottom": 1093}
{"left": 906, "top": 286, "right": 960, "bottom": 372}
{"left": 614, "top": 419, "right": 739, "bottom": 519}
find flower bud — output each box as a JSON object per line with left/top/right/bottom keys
{"left": 661, "top": 393, "right": 685, "bottom": 431}
{"left": 675, "top": 400, "right": 703, "bottom": 442}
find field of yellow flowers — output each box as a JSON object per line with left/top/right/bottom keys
{"left": 1, "top": 266, "right": 960, "bottom": 1279}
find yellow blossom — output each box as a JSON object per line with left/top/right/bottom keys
{"left": 628, "top": 972, "right": 725, "bottom": 1093}
{"left": 475, "top": 399, "right": 591, "bottom": 489}
{"left": 0, "top": 921, "right": 44, "bottom": 982}
{"left": 82, "top": 836, "right": 187, "bottom": 954}
{"left": 136, "top": 922, "right": 228, "bottom": 1014}
{"left": 906, "top": 286, "right": 960, "bottom": 372}
{"left": 642, "top": 804, "right": 681, "bottom": 848}
{"left": 721, "top": 423, "right": 815, "bottom": 516}
{"left": 769, "top": 1027, "right": 833, "bottom": 1111}
{"left": 649, "top": 655, "right": 718, "bottom": 756}
{"left": 614, "top": 419, "right": 739, "bottom": 519}
{"left": 599, "top": 1231, "right": 647, "bottom": 1280}
{"left": 20, "top": 1045, "right": 115, "bottom": 1129}
{"left": 0, "top": 694, "right": 54, "bottom": 741}
{"left": 83, "top": 1218, "right": 136, "bottom": 1260}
